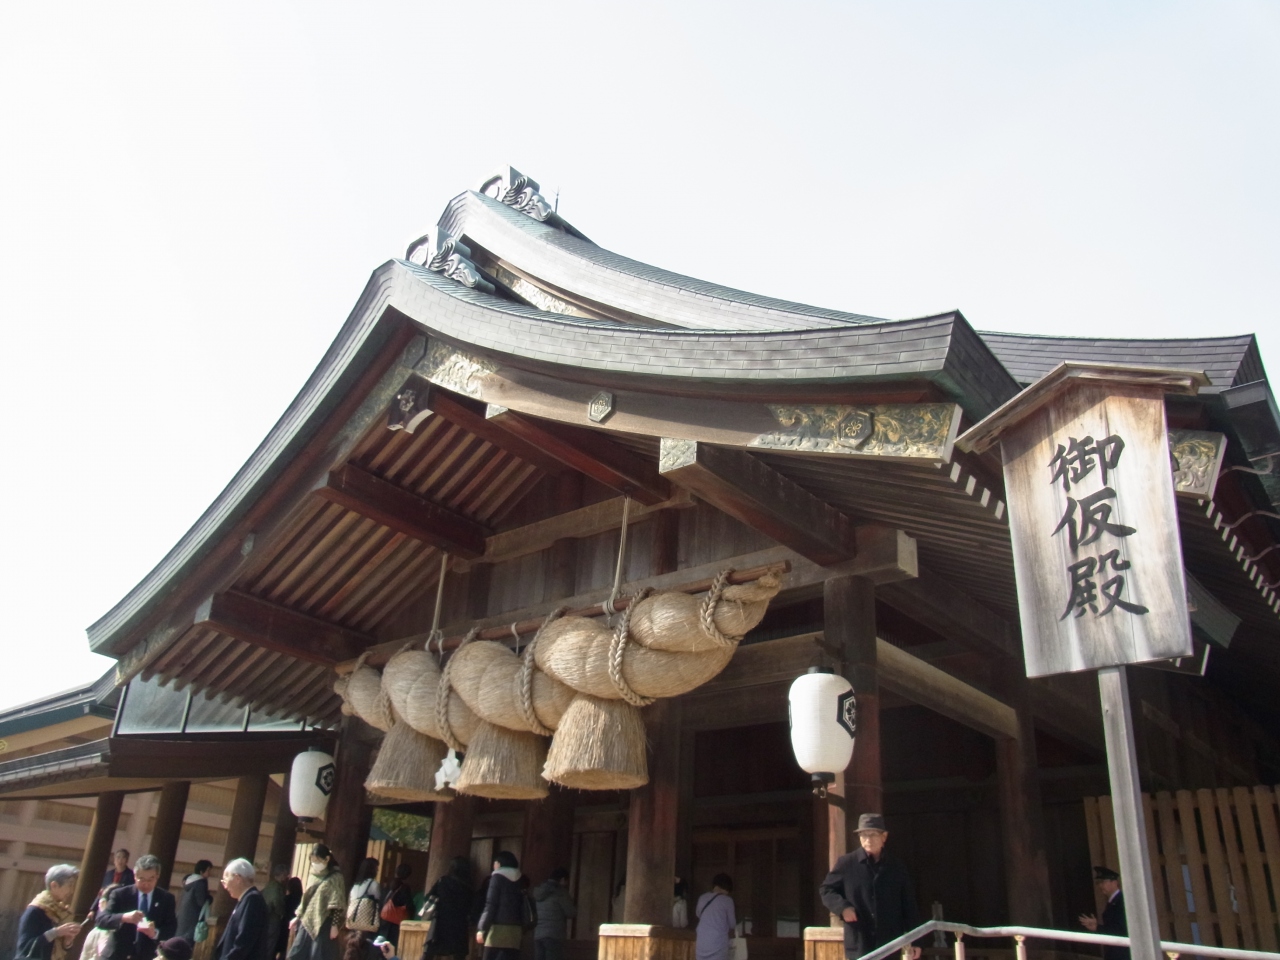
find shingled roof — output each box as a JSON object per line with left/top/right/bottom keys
{"left": 977, "top": 331, "right": 1266, "bottom": 391}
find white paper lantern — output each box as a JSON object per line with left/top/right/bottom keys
{"left": 788, "top": 671, "right": 856, "bottom": 785}
{"left": 290, "top": 750, "right": 337, "bottom": 820}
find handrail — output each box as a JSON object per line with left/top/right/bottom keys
{"left": 840, "top": 919, "right": 1280, "bottom": 960}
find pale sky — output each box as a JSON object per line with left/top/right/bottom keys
{"left": 0, "top": 1, "right": 1276, "bottom": 709}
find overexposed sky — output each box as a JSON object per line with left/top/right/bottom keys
{"left": 0, "top": 1, "right": 1276, "bottom": 708}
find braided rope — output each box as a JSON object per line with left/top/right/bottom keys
{"left": 699, "top": 568, "right": 737, "bottom": 647}
{"left": 608, "top": 589, "right": 655, "bottom": 707}
{"left": 435, "top": 628, "right": 477, "bottom": 752}
{"left": 518, "top": 607, "right": 567, "bottom": 736}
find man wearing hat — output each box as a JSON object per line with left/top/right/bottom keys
{"left": 820, "top": 814, "right": 920, "bottom": 960}
{"left": 1079, "top": 867, "right": 1128, "bottom": 960}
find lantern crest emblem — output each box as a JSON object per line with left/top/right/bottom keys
{"left": 315, "top": 763, "right": 336, "bottom": 796}
{"left": 836, "top": 690, "right": 857, "bottom": 737}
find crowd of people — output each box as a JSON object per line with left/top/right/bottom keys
{"left": 10, "top": 813, "right": 1133, "bottom": 960}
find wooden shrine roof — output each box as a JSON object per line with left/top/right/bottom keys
{"left": 83, "top": 173, "right": 1280, "bottom": 728}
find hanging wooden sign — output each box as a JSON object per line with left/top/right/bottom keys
{"left": 958, "top": 363, "right": 1207, "bottom": 677}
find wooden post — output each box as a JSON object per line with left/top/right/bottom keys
{"left": 824, "top": 576, "right": 881, "bottom": 838}
{"left": 544, "top": 474, "right": 583, "bottom": 602}
{"left": 150, "top": 781, "right": 191, "bottom": 890}
{"left": 269, "top": 772, "right": 299, "bottom": 874}
{"left": 325, "top": 721, "right": 377, "bottom": 882}
{"left": 993, "top": 662, "right": 1053, "bottom": 926}
{"left": 521, "top": 786, "right": 576, "bottom": 886}
{"left": 74, "top": 791, "right": 125, "bottom": 917}
{"left": 1098, "top": 666, "right": 1161, "bottom": 960}
{"left": 423, "top": 795, "right": 476, "bottom": 893}
{"left": 623, "top": 698, "right": 682, "bottom": 925}
{"left": 213, "top": 774, "right": 269, "bottom": 920}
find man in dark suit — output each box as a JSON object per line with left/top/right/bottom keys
{"left": 216, "top": 859, "right": 270, "bottom": 960}
{"left": 820, "top": 813, "right": 920, "bottom": 960}
{"left": 1079, "top": 866, "right": 1129, "bottom": 960}
{"left": 98, "top": 854, "right": 178, "bottom": 960}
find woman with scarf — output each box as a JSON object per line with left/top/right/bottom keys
{"left": 288, "top": 845, "right": 347, "bottom": 960}
{"left": 17, "top": 864, "right": 81, "bottom": 960}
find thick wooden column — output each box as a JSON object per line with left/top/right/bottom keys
{"left": 824, "top": 576, "right": 881, "bottom": 850}
{"left": 74, "top": 791, "right": 125, "bottom": 916}
{"left": 150, "top": 782, "right": 191, "bottom": 889}
{"left": 269, "top": 772, "right": 299, "bottom": 873}
{"left": 544, "top": 474, "right": 584, "bottom": 602}
{"left": 423, "top": 795, "right": 476, "bottom": 893}
{"left": 213, "top": 774, "right": 269, "bottom": 920}
{"left": 325, "top": 721, "right": 377, "bottom": 881}
{"left": 623, "top": 698, "right": 682, "bottom": 925}
{"left": 521, "top": 786, "right": 576, "bottom": 886}
{"left": 994, "top": 661, "right": 1054, "bottom": 925}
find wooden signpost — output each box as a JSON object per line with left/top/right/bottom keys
{"left": 959, "top": 362, "right": 1209, "bottom": 960}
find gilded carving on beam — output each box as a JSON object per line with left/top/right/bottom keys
{"left": 750, "top": 403, "right": 959, "bottom": 459}
{"left": 1168, "top": 429, "right": 1227, "bottom": 499}
{"left": 417, "top": 339, "right": 496, "bottom": 399}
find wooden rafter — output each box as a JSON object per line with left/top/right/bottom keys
{"left": 195, "top": 590, "right": 371, "bottom": 666}
{"left": 658, "top": 439, "right": 856, "bottom": 565}
{"left": 485, "top": 407, "right": 671, "bottom": 505}
{"left": 314, "top": 463, "right": 490, "bottom": 559}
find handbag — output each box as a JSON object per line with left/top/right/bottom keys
{"left": 730, "top": 937, "right": 749, "bottom": 960}
{"left": 346, "top": 881, "right": 380, "bottom": 933}
{"left": 380, "top": 896, "right": 408, "bottom": 925}
{"left": 194, "top": 901, "right": 210, "bottom": 943}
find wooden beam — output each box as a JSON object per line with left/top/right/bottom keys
{"left": 472, "top": 490, "right": 693, "bottom": 569}
{"left": 391, "top": 377, "right": 568, "bottom": 475}
{"left": 876, "top": 639, "right": 1019, "bottom": 740}
{"left": 486, "top": 406, "right": 672, "bottom": 505}
{"left": 196, "top": 590, "right": 370, "bottom": 666}
{"left": 315, "top": 463, "right": 489, "bottom": 559}
{"left": 658, "top": 440, "right": 856, "bottom": 565}
{"left": 345, "top": 532, "right": 917, "bottom": 672}
{"left": 687, "top": 631, "right": 1018, "bottom": 741}
{"left": 878, "top": 564, "right": 1018, "bottom": 658}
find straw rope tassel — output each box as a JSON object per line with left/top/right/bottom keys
{"left": 436, "top": 627, "right": 477, "bottom": 752}
{"left": 519, "top": 607, "right": 567, "bottom": 736}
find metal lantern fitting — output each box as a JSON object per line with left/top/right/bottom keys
{"left": 788, "top": 668, "right": 856, "bottom": 797}
{"left": 290, "top": 749, "right": 337, "bottom": 820}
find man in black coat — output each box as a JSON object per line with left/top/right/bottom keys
{"left": 1079, "top": 866, "right": 1129, "bottom": 960}
{"left": 98, "top": 855, "right": 178, "bottom": 960}
{"left": 820, "top": 814, "right": 920, "bottom": 960}
{"left": 216, "top": 859, "right": 271, "bottom": 960}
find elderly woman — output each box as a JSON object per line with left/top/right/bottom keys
{"left": 17, "top": 864, "right": 82, "bottom": 960}
{"left": 288, "top": 845, "right": 346, "bottom": 960}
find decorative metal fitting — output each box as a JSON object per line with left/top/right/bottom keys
{"left": 405, "top": 232, "right": 495, "bottom": 294}
{"left": 478, "top": 166, "right": 554, "bottom": 222}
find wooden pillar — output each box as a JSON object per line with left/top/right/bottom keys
{"left": 623, "top": 698, "right": 682, "bottom": 925}
{"left": 269, "top": 772, "right": 299, "bottom": 873}
{"left": 150, "top": 781, "right": 191, "bottom": 889}
{"left": 423, "top": 795, "right": 476, "bottom": 893}
{"left": 325, "top": 721, "right": 376, "bottom": 882}
{"left": 74, "top": 791, "right": 125, "bottom": 916}
{"left": 213, "top": 774, "right": 269, "bottom": 920}
{"left": 544, "top": 474, "right": 584, "bottom": 602}
{"left": 521, "top": 786, "right": 576, "bottom": 886}
{"left": 824, "top": 576, "right": 881, "bottom": 854}
{"left": 0, "top": 801, "right": 38, "bottom": 908}
{"left": 994, "top": 660, "right": 1054, "bottom": 926}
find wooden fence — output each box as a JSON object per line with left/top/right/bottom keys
{"left": 1084, "top": 786, "right": 1280, "bottom": 950}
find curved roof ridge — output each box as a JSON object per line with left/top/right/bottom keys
{"left": 439, "top": 191, "right": 889, "bottom": 332}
